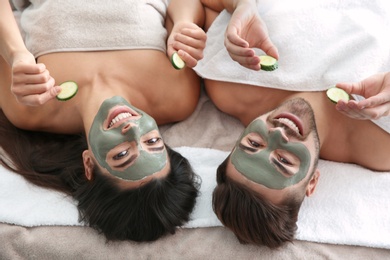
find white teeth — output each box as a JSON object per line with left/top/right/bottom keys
{"left": 109, "top": 112, "right": 132, "bottom": 128}
{"left": 277, "top": 118, "right": 300, "bottom": 134}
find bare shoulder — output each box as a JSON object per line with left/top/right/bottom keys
{"left": 349, "top": 119, "right": 390, "bottom": 171}
{"left": 322, "top": 113, "right": 390, "bottom": 171}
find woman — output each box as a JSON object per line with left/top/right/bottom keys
{"left": 0, "top": 0, "right": 206, "bottom": 241}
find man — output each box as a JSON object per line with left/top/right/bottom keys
{"left": 212, "top": 91, "right": 389, "bottom": 247}
{"left": 196, "top": 0, "right": 390, "bottom": 248}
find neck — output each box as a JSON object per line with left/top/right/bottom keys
{"left": 280, "top": 92, "right": 335, "bottom": 150}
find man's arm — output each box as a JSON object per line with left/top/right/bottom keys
{"left": 201, "top": 0, "right": 254, "bottom": 13}
{"left": 336, "top": 72, "right": 390, "bottom": 120}
{"left": 202, "top": 0, "right": 279, "bottom": 71}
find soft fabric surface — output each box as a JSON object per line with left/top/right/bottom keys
{"left": 2, "top": 224, "right": 390, "bottom": 260}
{"left": 1, "top": 92, "right": 389, "bottom": 250}
{"left": 12, "top": 0, "right": 168, "bottom": 57}
{"left": 195, "top": 0, "right": 390, "bottom": 134}
{"left": 2, "top": 1, "right": 390, "bottom": 257}
{"left": 195, "top": 0, "right": 390, "bottom": 91}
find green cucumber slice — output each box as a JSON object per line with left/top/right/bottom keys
{"left": 57, "top": 81, "right": 78, "bottom": 101}
{"left": 171, "top": 52, "right": 185, "bottom": 70}
{"left": 259, "top": 55, "right": 278, "bottom": 71}
{"left": 326, "top": 86, "right": 350, "bottom": 103}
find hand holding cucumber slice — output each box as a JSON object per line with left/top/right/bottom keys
{"left": 326, "top": 86, "right": 350, "bottom": 103}
{"left": 259, "top": 55, "right": 278, "bottom": 71}
{"left": 171, "top": 52, "right": 186, "bottom": 70}
{"left": 57, "top": 81, "right": 78, "bottom": 101}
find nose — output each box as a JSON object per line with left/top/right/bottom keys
{"left": 269, "top": 127, "right": 289, "bottom": 142}
{"left": 122, "top": 122, "right": 133, "bottom": 134}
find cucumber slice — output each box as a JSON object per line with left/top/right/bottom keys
{"left": 170, "top": 52, "right": 185, "bottom": 70}
{"left": 326, "top": 86, "right": 350, "bottom": 103}
{"left": 57, "top": 81, "right": 78, "bottom": 101}
{"left": 259, "top": 55, "right": 278, "bottom": 71}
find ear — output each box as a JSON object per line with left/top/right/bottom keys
{"left": 82, "top": 150, "right": 95, "bottom": 181}
{"left": 305, "top": 169, "right": 320, "bottom": 197}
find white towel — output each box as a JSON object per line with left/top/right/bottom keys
{"left": 13, "top": 0, "right": 168, "bottom": 57}
{"left": 194, "top": 0, "right": 390, "bottom": 145}
{"left": 1, "top": 147, "right": 390, "bottom": 249}
{"left": 195, "top": 0, "right": 390, "bottom": 91}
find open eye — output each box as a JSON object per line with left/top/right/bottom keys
{"left": 248, "top": 138, "right": 265, "bottom": 148}
{"left": 145, "top": 137, "right": 162, "bottom": 145}
{"left": 113, "top": 149, "right": 129, "bottom": 160}
{"left": 249, "top": 139, "right": 260, "bottom": 147}
{"left": 278, "top": 155, "right": 292, "bottom": 166}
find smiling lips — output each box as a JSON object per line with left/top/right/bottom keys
{"left": 274, "top": 113, "right": 303, "bottom": 136}
{"left": 108, "top": 112, "right": 132, "bottom": 128}
{"left": 106, "top": 106, "right": 140, "bottom": 129}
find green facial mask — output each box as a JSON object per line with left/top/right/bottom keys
{"left": 88, "top": 96, "right": 167, "bottom": 181}
{"left": 231, "top": 118, "right": 311, "bottom": 190}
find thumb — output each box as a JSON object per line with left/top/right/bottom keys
{"left": 46, "top": 85, "right": 62, "bottom": 101}
{"left": 166, "top": 34, "right": 177, "bottom": 59}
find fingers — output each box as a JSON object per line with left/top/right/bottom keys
{"left": 12, "top": 67, "right": 51, "bottom": 86}
{"left": 14, "top": 85, "right": 61, "bottom": 106}
{"left": 224, "top": 15, "right": 278, "bottom": 70}
{"left": 336, "top": 73, "right": 390, "bottom": 120}
{"left": 170, "top": 25, "right": 207, "bottom": 68}
{"left": 225, "top": 26, "right": 249, "bottom": 48}
{"left": 224, "top": 35, "right": 261, "bottom": 70}
{"left": 13, "top": 62, "right": 46, "bottom": 74}
{"left": 173, "top": 28, "right": 206, "bottom": 58}
{"left": 11, "top": 63, "right": 61, "bottom": 106}
{"left": 336, "top": 82, "right": 362, "bottom": 96}
{"left": 336, "top": 74, "right": 381, "bottom": 98}
{"left": 336, "top": 99, "right": 390, "bottom": 120}
{"left": 261, "top": 39, "right": 279, "bottom": 60}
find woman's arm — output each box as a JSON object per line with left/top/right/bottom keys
{"left": 0, "top": 1, "right": 60, "bottom": 106}
{"left": 166, "top": 0, "right": 207, "bottom": 68}
{"left": 0, "top": 0, "right": 29, "bottom": 65}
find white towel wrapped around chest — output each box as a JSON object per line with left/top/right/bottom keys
{"left": 195, "top": 0, "right": 390, "bottom": 91}
{"left": 13, "top": 0, "right": 168, "bottom": 57}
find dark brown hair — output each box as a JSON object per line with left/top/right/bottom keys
{"left": 212, "top": 157, "right": 308, "bottom": 248}
{"left": 0, "top": 109, "right": 200, "bottom": 241}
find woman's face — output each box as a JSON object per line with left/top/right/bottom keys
{"left": 88, "top": 96, "right": 169, "bottom": 183}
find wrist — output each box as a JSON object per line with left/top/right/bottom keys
{"left": 8, "top": 48, "right": 34, "bottom": 67}
{"left": 224, "top": 0, "right": 257, "bottom": 13}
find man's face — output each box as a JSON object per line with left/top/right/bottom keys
{"left": 228, "top": 98, "right": 320, "bottom": 204}
{"left": 88, "top": 96, "right": 168, "bottom": 182}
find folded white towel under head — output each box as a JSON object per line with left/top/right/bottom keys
{"left": 1, "top": 147, "right": 389, "bottom": 249}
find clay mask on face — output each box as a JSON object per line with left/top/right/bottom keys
{"left": 88, "top": 96, "right": 167, "bottom": 181}
{"left": 231, "top": 118, "right": 311, "bottom": 190}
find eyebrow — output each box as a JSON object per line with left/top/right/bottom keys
{"left": 148, "top": 146, "right": 164, "bottom": 152}
{"left": 271, "top": 158, "right": 294, "bottom": 176}
{"left": 114, "top": 154, "right": 137, "bottom": 169}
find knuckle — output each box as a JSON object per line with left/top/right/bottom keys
{"left": 11, "top": 87, "right": 22, "bottom": 95}
{"left": 37, "top": 96, "right": 46, "bottom": 105}
{"left": 40, "top": 73, "right": 50, "bottom": 83}
{"left": 370, "top": 111, "right": 381, "bottom": 120}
